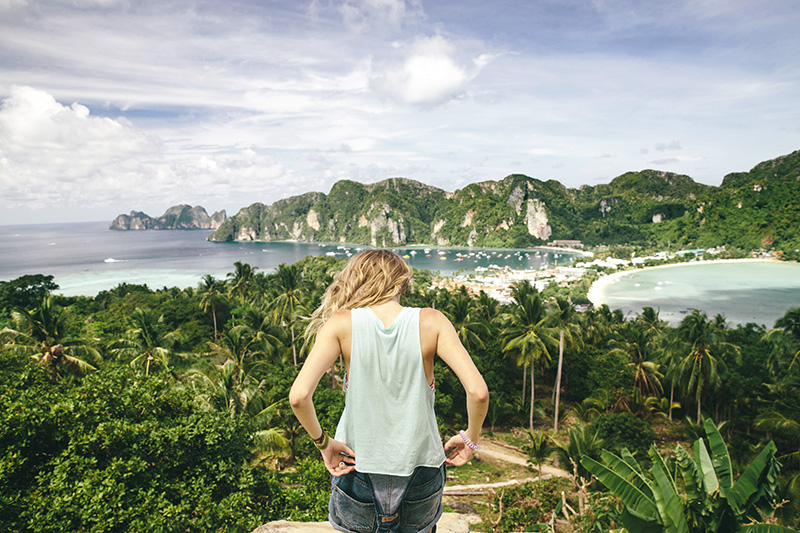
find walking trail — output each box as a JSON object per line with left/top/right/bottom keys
{"left": 444, "top": 439, "right": 569, "bottom": 494}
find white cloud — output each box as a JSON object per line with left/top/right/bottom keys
{"left": 371, "top": 34, "right": 484, "bottom": 106}
{"left": 0, "top": 87, "right": 302, "bottom": 217}
{"left": 0, "top": 86, "right": 158, "bottom": 208}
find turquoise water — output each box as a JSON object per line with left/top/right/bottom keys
{"left": 0, "top": 222, "right": 578, "bottom": 297}
{"left": 597, "top": 260, "right": 800, "bottom": 327}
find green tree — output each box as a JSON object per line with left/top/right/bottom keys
{"left": 765, "top": 307, "right": 800, "bottom": 374}
{"left": 187, "top": 360, "right": 288, "bottom": 454}
{"left": 0, "top": 274, "right": 58, "bottom": 312}
{"left": 524, "top": 428, "right": 555, "bottom": 479}
{"left": 205, "top": 324, "right": 267, "bottom": 386}
{"left": 0, "top": 362, "right": 264, "bottom": 532}
{"left": 442, "top": 287, "right": 489, "bottom": 353}
{"left": 547, "top": 297, "right": 582, "bottom": 430}
{"left": 677, "top": 310, "right": 740, "bottom": 423}
{"left": 268, "top": 263, "right": 308, "bottom": 365}
{"left": 228, "top": 260, "right": 257, "bottom": 303}
{"left": 0, "top": 294, "right": 100, "bottom": 380}
{"left": 610, "top": 327, "right": 664, "bottom": 397}
{"left": 501, "top": 282, "right": 558, "bottom": 431}
{"left": 198, "top": 274, "right": 225, "bottom": 340}
{"left": 109, "top": 307, "right": 182, "bottom": 376}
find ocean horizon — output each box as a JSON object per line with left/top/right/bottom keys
{"left": 0, "top": 221, "right": 579, "bottom": 297}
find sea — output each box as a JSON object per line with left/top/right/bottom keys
{"left": 0, "top": 222, "right": 578, "bottom": 297}
{"left": 596, "top": 260, "right": 800, "bottom": 328}
{"left": 3, "top": 223, "right": 798, "bottom": 328}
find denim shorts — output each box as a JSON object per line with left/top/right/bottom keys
{"left": 328, "top": 465, "right": 446, "bottom": 533}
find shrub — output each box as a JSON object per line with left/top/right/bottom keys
{"left": 0, "top": 359, "right": 264, "bottom": 533}
{"left": 594, "top": 411, "right": 656, "bottom": 457}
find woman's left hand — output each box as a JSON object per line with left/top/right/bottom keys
{"left": 321, "top": 438, "right": 356, "bottom": 477}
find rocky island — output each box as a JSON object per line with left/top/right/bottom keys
{"left": 110, "top": 205, "right": 226, "bottom": 230}
{"left": 206, "top": 149, "right": 800, "bottom": 253}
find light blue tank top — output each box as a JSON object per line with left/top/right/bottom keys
{"left": 333, "top": 307, "right": 446, "bottom": 476}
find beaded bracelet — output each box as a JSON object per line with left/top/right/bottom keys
{"left": 313, "top": 430, "right": 330, "bottom": 450}
{"left": 459, "top": 430, "right": 479, "bottom": 450}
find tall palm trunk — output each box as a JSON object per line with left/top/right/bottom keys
{"left": 291, "top": 325, "right": 297, "bottom": 366}
{"left": 522, "top": 364, "right": 527, "bottom": 405}
{"left": 554, "top": 330, "right": 564, "bottom": 431}
{"left": 529, "top": 363, "right": 536, "bottom": 432}
{"left": 696, "top": 394, "right": 702, "bottom": 424}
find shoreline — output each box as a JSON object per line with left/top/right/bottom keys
{"left": 587, "top": 258, "right": 781, "bottom": 307}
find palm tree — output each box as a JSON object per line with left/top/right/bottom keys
{"left": 205, "top": 325, "right": 268, "bottom": 386}
{"left": 197, "top": 274, "right": 224, "bottom": 340}
{"left": 443, "top": 288, "right": 489, "bottom": 353}
{"left": 501, "top": 282, "right": 558, "bottom": 431}
{"left": 547, "top": 297, "right": 582, "bottom": 430}
{"left": 658, "top": 329, "right": 685, "bottom": 421}
{"left": 677, "top": 310, "right": 740, "bottom": 423}
{"left": 578, "top": 304, "right": 616, "bottom": 349}
{"left": 110, "top": 307, "right": 182, "bottom": 376}
{"left": 764, "top": 307, "right": 800, "bottom": 374}
{"left": 240, "top": 304, "right": 290, "bottom": 364}
{"left": 0, "top": 294, "right": 100, "bottom": 380}
{"left": 227, "top": 261, "right": 257, "bottom": 302}
{"left": 554, "top": 423, "right": 605, "bottom": 481}
{"left": 609, "top": 327, "right": 664, "bottom": 397}
{"left": 187, "top": 361, "right": 287, "bottom": 454}
{"left": 636, "top": 306, "right": 666, "bottom": 336}
{"left": 476, "top": 290, "right": 500, "bottom": 322}
{"left": 268, "top": 263, "right": 308, "bottom": 365}
{"left": 523, "top": 428, "right": 555, "bottom": 479}
{"left": 756, "top": 375, "right": 800, "bottom": 468}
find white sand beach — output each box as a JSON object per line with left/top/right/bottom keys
{"left": 587, "top": 258, "right": 780, "bottom": 307}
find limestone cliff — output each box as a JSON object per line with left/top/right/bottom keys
{"left": 208, "top": 178, "right": 445, "bottom": 245}
{"left": 110, "top": 205, "right": 226, "bottom": 230}
{"left": 202, "top": 149, "right": 800, "bottom": 250}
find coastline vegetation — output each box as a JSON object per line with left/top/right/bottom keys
{"left": 1, "top": 257, "right": 799, "bottom": 532}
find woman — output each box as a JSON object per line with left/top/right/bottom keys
{"left": 290, "top": 249, "right": 489, "bottom": 533}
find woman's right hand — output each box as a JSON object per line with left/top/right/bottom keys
{"left": 443, "top": 434, "right": 475, "bottom": 466}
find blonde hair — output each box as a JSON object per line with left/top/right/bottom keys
{"left": 307, "top": 249, "right": 412, "bottom": 337}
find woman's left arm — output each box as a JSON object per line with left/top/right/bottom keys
{"left": 289, "top": 312, "right": 356, "bottom": 476}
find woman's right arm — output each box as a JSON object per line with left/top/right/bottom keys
{"left": 289, "top": 312, "right": 356, "bottom": 476}
{"left": 424, "top": 308, "right": 489, "bottom": 466}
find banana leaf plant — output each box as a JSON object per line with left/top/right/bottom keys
{"left": 581, "top": 419, "right": 798, "bottom": 533}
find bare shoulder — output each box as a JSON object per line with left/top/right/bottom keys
{"left": 322, "top": 309, "right": 351, "bottom": 335}
{"left": 420, "top": 307, "right": 446, "bottom": 319}
{"left": 419, "top": 307, "right": 452, "bottom": 334}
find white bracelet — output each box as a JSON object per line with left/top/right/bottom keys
{"left": 459, "top": 430, "right": 479, "bottom": 450}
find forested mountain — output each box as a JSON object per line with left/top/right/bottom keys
{"left": 207, "top": 150, "right": 800, "bottom": 253}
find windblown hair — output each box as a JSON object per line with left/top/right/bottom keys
{"left": 306, "top": 249, "right": 412, "bottom": 338}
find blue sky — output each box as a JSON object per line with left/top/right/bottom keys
{"left": 1, "top": 0, "right": 798, "bottom": 225}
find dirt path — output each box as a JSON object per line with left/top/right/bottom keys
{"left": 444, "top": 439, "right": 570, "bottom": 495}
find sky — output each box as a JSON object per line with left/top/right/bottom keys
{"left": 1, "top": 0, "right": 799, "bottom": 225}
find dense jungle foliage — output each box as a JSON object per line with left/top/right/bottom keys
{"left": 1, "top": 257, "right": 799, "bottom": 532}
{"left": 208, "top": 150, "right": 800, "bottom": 259}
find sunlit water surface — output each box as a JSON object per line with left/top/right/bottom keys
{"left": 597, "top": 260, "right": 800, "bottom": 327}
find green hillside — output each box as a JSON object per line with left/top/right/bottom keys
{"left": 208, "top": 150, "right": 800, "bottom": 254}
